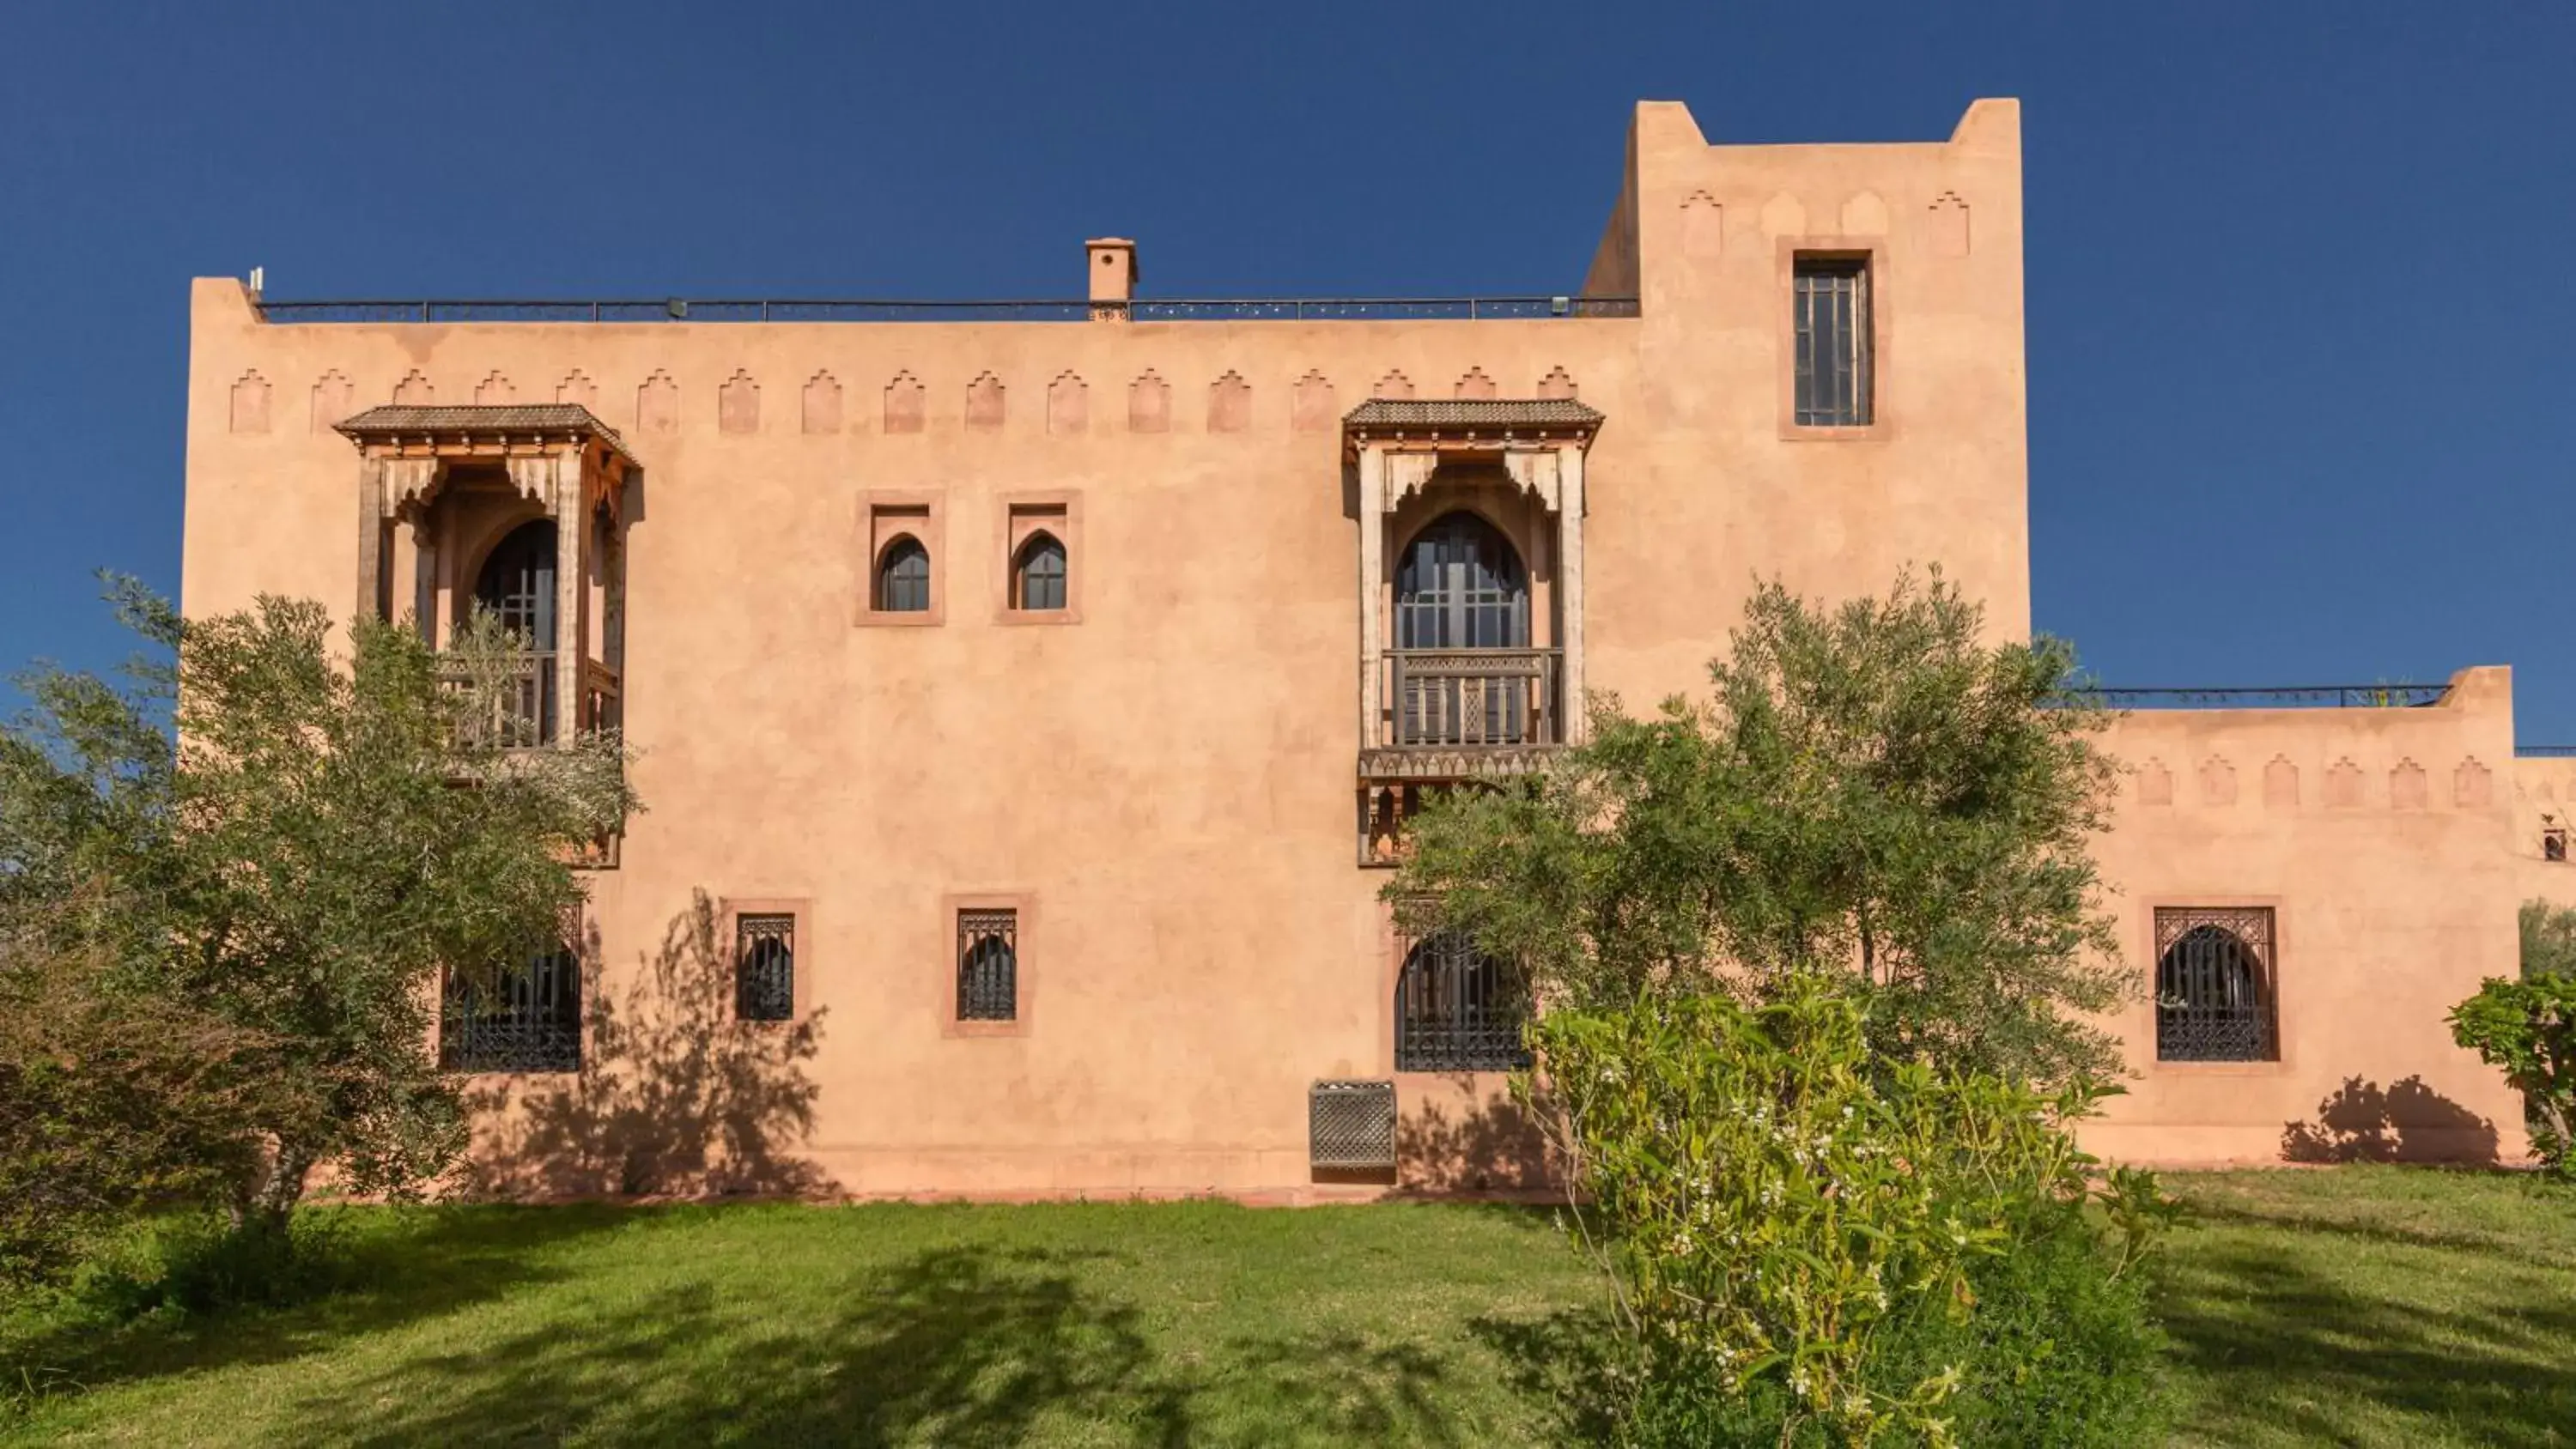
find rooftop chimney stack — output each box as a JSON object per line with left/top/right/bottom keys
{"left": 1086, "top": 238, "right": 1136, "bottom": 320}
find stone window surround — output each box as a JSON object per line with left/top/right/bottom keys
{"left": 1776, "top": 237, "right": 1895, "bottom": 443}
{"left": 855, "top": 489, "right": 946, "bottom": 627}
{"left": 995, "top": 489, "right": 1084, "bottom": 625}
{"left": 2138, "top": 894, "right": 2293, "bottom": 1078}
{"left": 941, "top": 890, "right": 1036, "bottom": 1039}
{"left": 720, "top": 896, "right": 815, "bottom": 1025}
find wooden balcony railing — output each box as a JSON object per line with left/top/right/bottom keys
{"left": 1382, "top": 647, "right": 1563, "bottom": 749}
{"left": 434, "top": 652, "right": 622, "bottom": 749}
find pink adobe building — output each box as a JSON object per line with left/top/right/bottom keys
{"left": 181, "top": 97, "right": 2560, "bottom": 1197}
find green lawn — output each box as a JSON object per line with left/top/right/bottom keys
{"left": 3, "top": 1168, "right": 2569, "bottom": 1447}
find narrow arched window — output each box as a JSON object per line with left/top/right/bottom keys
{"left": 877, "top": 535, "right": 931, "bottom": 613}
{"left": 440, "top": 943, "right": 581, "bottom": 1073}
{"left": 1012, "top": 532, "right": 1066, "bottom": 611}
{"left": 467, "top": 519, "right": 561, "bottom": 744}
{"left": 1395, "top": 931, "right": 1530, "bottom": 1072}
{"left": 734, "top": 913, "right": 795, "bottom": 1022}
{"left": 957, "top": 909, "right": 1018, "bottom": 1021}
{"left": 2154, "top": 908, "right": 2277, "bottom": 1062}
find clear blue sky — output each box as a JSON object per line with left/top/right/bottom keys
{"left": 3, "top": 2, "right": 2567, "bottom": 737}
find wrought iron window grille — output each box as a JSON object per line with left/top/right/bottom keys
{"left": 1395, "top": 931, "right": 1532, "bottom": 1072}
{"left": 441, "top": 948, "right": 582, "bottom": 1073}
{"left": 957, "top": 909, "right": 1018, "bottom": 1022}
{"left": 734, "top": 913, "right": 796, "bottom": 1022}
{"left": 1792, "top": 258, "right": 1873, "bottom": 427}
{"left": 2154, "top": 906, "right": 2277, "bottom": 1063}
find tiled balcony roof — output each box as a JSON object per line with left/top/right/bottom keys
{"left": 334, "top": 404, "right": 636, "bottom": 464}
{"left": 1341, "top": 398, "right": 1604, "bottom": 430}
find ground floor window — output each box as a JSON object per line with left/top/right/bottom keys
{"left": 440, "top": 947, "right": 582, "bottom": 1073}
{"left": 734, "top": 912, "right": 796, "bottom": 1022}
{"left": 2154, "top": 906, "right": 2277, "bottom": 1062}
{"left": 1395, "top": 931, "right": 1531, "bottom": 1071}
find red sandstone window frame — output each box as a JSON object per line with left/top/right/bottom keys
{"left": 855, "top": 491, "right": 946, "bottom": 627}
{"left": 1776, "top": 239, "right": 1894, "bottom": 443}
{"left": 995, "top": 490, "right": 1084, "bottom": 625}
{"left": 720, "top": 896, "right": 815, "bottom": 1026}
{"left": 2136, "top": 895, "right": 2294, "bottom": 1076}
{"left": 941, "top": 891, "right": 1036, "bottom": 1038}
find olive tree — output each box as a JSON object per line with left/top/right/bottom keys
{"left": 1389, "top": 567, "right": 2129, "bottom": 1084}
{"left": 0, "top": 580, "right": 635, "bottom": 1252}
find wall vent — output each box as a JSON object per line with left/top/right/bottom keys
{"left": 1309, "top": 1079, "right": 1397, "bottom": 1170}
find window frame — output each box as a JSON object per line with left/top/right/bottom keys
{"left": 996, "top": 491, "right": 1083, "bottom": 624}
{"left": 723, "top": 897, "right": 812, "bottom": 1025}
{"left": 2141, "top": 899, "right": 2292, "bottom": 1074}
{"left": 1776, "top": 239, "right": 1893, "bottom": 442}
{"left": 941, "top": 891, "right": 1036, "bottom": 1038}
{"left": 855, "top": 491, "right": 945, "bottom": 627}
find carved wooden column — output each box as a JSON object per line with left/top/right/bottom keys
{"left": 549, "top": 449, "right": 584, "bottom": 742}
{"left": 1356, "top": 445, "right": 1386, "bottom": 751}
{"left": 355, "top": 464, "right": 386, "bottom": 622}
{"left": 1555, "top": 441, "right": 1587, "bottom": 743}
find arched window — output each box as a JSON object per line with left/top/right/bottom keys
{"left": 1397, "top": 512, "right": 1528, "bottom": 649}
{"left": 2154, "top": 908, "right": 2277, "bottom": 1062}
{"left": 469, "top": 519, "right": 559, "bottom": 744}
{"left": 1013, "top": 531, "right": 1067, "bottom": 611}
{"left": 877, "top": 535, "right": 931, "bottom": 613}
{"left": 957, "top": 909, "right": 1018, "bottom": 1022}
{"left": 1395, "top": 931, "right": 1530, "bottom": 1072}
{"left": 1394, "top": 512, "right": 1537, "bottom": 745}
{"left": 440, "top": 944, "right": 581, "bottom": 1073}
{"left": 472, "top": 520, "right": 560, "bottom": 647}
{"left": 734, "top": 913, "right": 795, "bottom": 1022}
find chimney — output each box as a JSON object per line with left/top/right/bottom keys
{"left": 1086, "top": 237, "right": 1136, "bottom": 319}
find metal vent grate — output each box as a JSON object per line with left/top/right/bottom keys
{"left": 1309, "top": 1079, "right": 1397, "bottom": 1170}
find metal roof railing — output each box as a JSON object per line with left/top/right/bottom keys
{"left": 254, "top": 295, "right": 1644, "bottom": 324}
{"left": 2068, "top": 685, "right": 2451, "bottom": 709}
{"left": 2517, "top": 744, "right": 2576, "bottom": 758}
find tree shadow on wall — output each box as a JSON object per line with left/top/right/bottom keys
{"left": 303, "top": 1242, "right": 1471, "bottom": 1446}
{"left": 460, "top": 890, "right": 829, "bottom": 1198}
{"left": 1397, "top": 1080, "right": 1559, "bottom": 1196}
{"left": 2281, "top": 1075, "right": 2500, "bottom": 1166}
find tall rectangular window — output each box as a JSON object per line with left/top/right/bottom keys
{"left": 957, "top": 908, "right": 1018, "bottom": 1022}
{"left": 1793, "top": 256, "right": 1873, "bottom": 427}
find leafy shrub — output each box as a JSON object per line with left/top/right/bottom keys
{"left": 1533, "top": 973, "right": 2177, "bottom": 1446}
{"left": 2448, "top": 972, "right": 2576, "bottom": 1176}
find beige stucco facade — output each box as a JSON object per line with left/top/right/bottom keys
{"left": 179, "top": 97, "right": 2541, "bottom": 1197}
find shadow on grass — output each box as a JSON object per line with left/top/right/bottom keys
{"left": 2157, "top": 1207, "right": 2576, "bottom": 1447}
{"left": 298, "top": 1240, "right": 1493, "bottom": 1447}
{"left": 2, "top": 1204, "right": 635, "bottom": 1409}
{"left": 1468, "top": 1305, "right": 1625, "bottom": 1446}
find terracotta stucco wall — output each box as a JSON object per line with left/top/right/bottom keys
{"left": 2087, "top": 670, "right": 2532, "bottom": 1166}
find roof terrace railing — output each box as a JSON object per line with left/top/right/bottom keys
{"left": 2067, "top": 685, "right": 2451, "bottom": 709}
{"left": 254, "top": 295, "right": 1644, "bottom": 324}
{"left": 2517, "top": 744, "right": 2576, "bottom": 758}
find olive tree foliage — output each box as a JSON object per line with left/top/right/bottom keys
{"left": 1390, "top": 568, "right": 2130, "bottom": 1083}
{"left": 0, "top": 580, "right": 635, "bottom": 1258}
